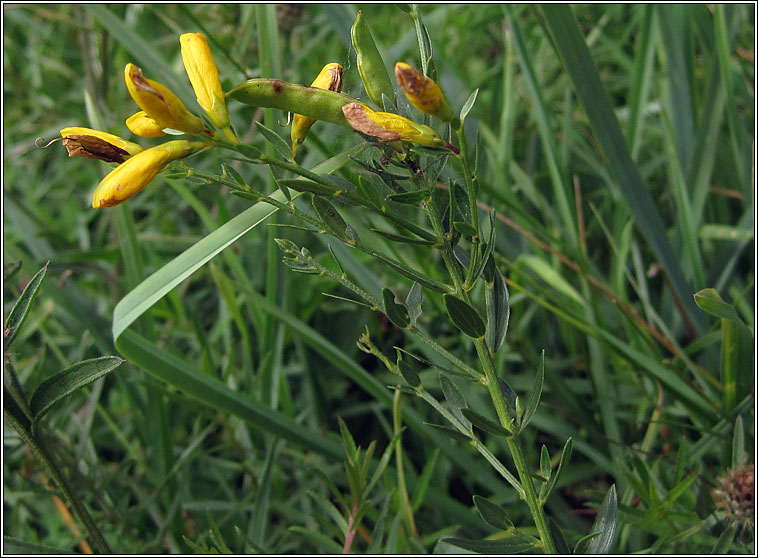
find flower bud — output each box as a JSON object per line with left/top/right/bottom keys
{"left": 125, "top": 111, "right": 167, "bottom": 138}
{"left": 91, "top": 140, "right": 208, "bottom": 208}
{"left": 394, "top": 62, "right": 454, "bottom": 123}
{"left": 60, "top": 127, "right": 143, "bottom": 163}
{"left": 179, "top": 33, "right": 230, "bottom": 129}
{"left": 341, "top": 102, "right": 458, "bottom": 153}
{"left": 124, "top": 63, "right": 206, "bottom": 135}
{"left": 291, "top": 63, "right": 344, "bottom": 157}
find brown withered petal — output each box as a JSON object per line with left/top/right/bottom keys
{"left": 341, "top": 103, "right": 402, "bottom": 141}
{"left": 62, "top": 135, "right": 130, "bottom": 164}
{"left": 129, "top": 66, "right": 165, "bottom": 100}
{"left": 327, "top": 65, "right": 343, "bottom": 92}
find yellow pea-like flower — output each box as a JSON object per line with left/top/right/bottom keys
{"left": 394, "top": 62, "right": 454, "bottom": 123}
{"left": 60, "top": 127, "right": 143, "bottom": 163}
{"left": 341, "top": 102, "right": 458, "bottom": 153}
{"left": 291, "top": 63, "right": 344, "bottom": 157}
{"left": 91, "top": 140, "right": 208, "bottom": 209}
{"left": 125, "top": 111, "right": 167, "bottom": 138}
{"left": 124, "top": 63, "right": 206, "bottom": 135}
{"left": 179, "top": 33, "right": 230, "bottom": 130}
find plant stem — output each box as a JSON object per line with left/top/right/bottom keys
{"left": 5, "top": 412, "right": 112, "bottom": 553}
{"left": 393, "top": 390, "right": 419, "bottom": 540}
{"left": 424, "top": 170, "right": 556, "bottom": 555}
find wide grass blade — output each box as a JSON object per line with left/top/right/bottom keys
{"left": 538, "top": 4, "right": 705, "bottom": 333}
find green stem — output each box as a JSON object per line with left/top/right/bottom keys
{"left": 393, "top": 390, "right": 418, "bottom": 539}
{"left": 5, "top": 412, "right": 112, "bottom": 553}
{"left": 425, "top": 177, "right": 556, "bottom": 554}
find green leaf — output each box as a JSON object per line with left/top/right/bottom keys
{"left": 364, "top": 429, "right": 403, "bottom": 495}
{"left": 235, "top": 143, "right": 264, "bottom": 160}
{"left": 383, "top": 288, "right": 410, "bottom": 329}
{"left": 312, "top": 196, "right": 349, "bottom": 239}
{"left": 4, "top": 262, "right": 48, "bottom": 350}
{"left": 518, "top": 254, "right": 584, "bottom": 305}
{"left": 549, "top": 519, "right": 572, "bottom": 555}
{"left": 472, "top": 495, "right": 514, "bottom": 530}
{"left": 453, "top": 221, "right": 478, "bottom": 238}
{"left": 277, "top": 178, "right": 337, "bottom": 196}
{"left": 452, "top": 182, "right": 470, "bottom": 224}
{"left": 461, "top": 408, "right": 511, "bottom": 437}
{"left": 442, "top": 534, "right": 537, "bottom": 554}
{"left": 29, "top": 356, "right": 124, "bottom": 421}
{"left": 397, "top": 350, "right": 421, "bottom": 387}
{"left": 423, "top": 422, "right": 472, "bottom": 442}
{"left": 288, "top": 526, "right": 343, "bottom": 554}
{"left": 544, "top": 438, "right": 573, "bottom": 501}
{"left": 460, "top": 88, "right": 479, "bottom": 122}
{"left": 405, "top": 282, "right": 423, "bottom": 327}
{"left": 519, "top": 350, "right": 544, "bottom": 433}
{"left": 2, "top": 536, "right": 74, "bottom": 554}
{"left": 371, "top": 228, "right": 435, "bottom": 245}
{"left": 585, "top": 484, "right": 618, "bottom": 554}
{"left": 485, "top": 263, "right": 510, "bottom": 353}
{"left": 386, "top": 189, "right": 432, "bottom": 204}
{"left": 206, "top": 511, "right": 233, "bottom": 554}
{"left": 307, "top": 490, "right": 349, "bottom": 537}
{"left": 538, "top": 4, "right": 704, "bottom": 332}
{"left": 732, "top": 415, "right": 745, "bottom": 468}
{"left": 411, "top": 447, "right": 439, "bottom": 512}
{"left": 711, "top": 524, "right": 737, "bottom": 554}
{"left": 222, "top": 162, "right": 246, "bottom": 187}
{"left": 540, "top": 445, "right": 552, "bottom": 480}
{"left": 337, "top": 416, "right": 358, "bottom": 462}
{"left": 693, "top": 288, "right": 744, "bottom": 324}
{"left": 444, "top": 294, "right": 485, "bottom": 338}
{"left": 255, "top": 120, "right": 293, "bottom": 161}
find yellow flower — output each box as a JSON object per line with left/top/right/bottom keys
{"left": 125, "top": 111, "right": 167, "bottom": 138}
{"left": 394, "top": 62, "right": 454, "bottom": 123}
{"left": 60, "top": 127, "right": 143, "bottom": 163}
{"left": 341, "top": 102, "right": 459, "bottom": 153}
{"left": 91, "top": 140, "right": 207, "bottom": 209}
{"left": 291, "top": 63, "right": 344, "bottom": 157}
{"left": 179, "top": 33, "right": 230, "bottom": 129}
{"left": 124, "top": 63, "right": 206, "bottom": 135}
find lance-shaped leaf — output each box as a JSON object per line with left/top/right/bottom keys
{"left": 462, "top": 408, "right": 511, "bottom": 437}
{"left": 442, "top": 534, "right": 537, "bottom": 554}
{"left": 405, "top": 282, "right": 423, "bottom": 327}
{"left": 4, "top": 263, "right": 48, "bottom": 350}
{"left": 383, "top": 288, "right": 410, "bottom": 328}
{"left": 473, "top": 495, "right": 514, "bottom": 530}
{"left": 396, "top": 348, "right": 420, "bottom": 387}
{"left": 440, "top": 374, "right": 470, "bottom": 431}
{"left": 30, "top": 356, "right": 124, "bottom": 421}
{"left": 519, "top": 350, "right": 545, "bottom": 433}
{"left": 584, "top": 484, "right": 618, "bottom": 554}
{"left": 256, "top": 121, "right": 294, "bottom": 161}
{"left": 444, "top": 294, "right": 485, "bottom": 338}
{"left": 485, "top": 261, "right": 510, "bottom": 353}
{"left": 544, "top": 437, "right": 573, "bottom": 502}
{"left": 312, "top": 196, "right": 348, "bottom": 238}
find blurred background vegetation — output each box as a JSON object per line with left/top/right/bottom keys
{"left": 3, "top": 4, "right": 754, "bottom": 554}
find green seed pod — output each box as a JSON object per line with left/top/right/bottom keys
{"left": 227, "top": 79, "right": 360, "bottom": 127}
{"left": 351, "top": 11, "right": 395, "bottom": 109}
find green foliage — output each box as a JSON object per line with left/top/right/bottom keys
{"left": 4, "top": 3, "right": 753, "bottom": 554}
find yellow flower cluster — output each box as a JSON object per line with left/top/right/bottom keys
{"left": 60, "top": 33, "right": 229, "bottom": 208}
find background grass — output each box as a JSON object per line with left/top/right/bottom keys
{"left": 3, "top": 4, "right": 755, "bottom": 554}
